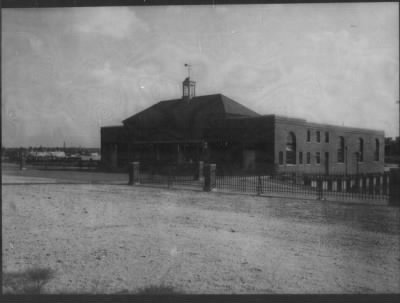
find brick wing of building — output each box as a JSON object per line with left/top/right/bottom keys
{"left": 101, "top": 77, "right": 384, "bottom": 175}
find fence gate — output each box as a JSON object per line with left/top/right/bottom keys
{"left": 138, "top": 162, "right": 203, "bottom": 188}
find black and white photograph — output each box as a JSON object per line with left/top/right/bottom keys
{"left": 2, "top": 2, "right": 400, "bottom": 295}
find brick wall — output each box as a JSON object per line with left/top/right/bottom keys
{"left": 274, "top": 116, "right": 385, "bottom": 174}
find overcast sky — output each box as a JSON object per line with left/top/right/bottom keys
{"left": 2, "top": 3, "right": 399, "bottom": 148}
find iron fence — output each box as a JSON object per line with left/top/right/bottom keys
{"left": 132, "top": 161, "right": 392, "bottom": 202}
{"left": 216, "top": 172, "right": 390, "bottom": 201}
{"left": 138, "top": 164, "right": 202, "bottom": 188}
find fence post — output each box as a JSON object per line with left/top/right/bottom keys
{"left": 389, "top": 168, "right": 400, "bottom": 206}
{"left": 128, "top": 162, "right": 140, "bottom": 185}
{"left": 203, "top": 163, "right": 216, "bottom": 192}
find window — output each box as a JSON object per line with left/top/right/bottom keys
{"left": 316, "top": 152, "right": 321, "bottom": 164}
{"left": 286, "top": 132, "right": 296, "bottom": 164}
{"left": 306, "top": 152, "right": 311, "bottom": 164}
{"left": 190, "top": 84, "right": 195, "bottom": 98}
{"left": 183, "top": 86, "right": 189, "bottom": 96}
{"left": 337, "top": 136, "right": 345, "bottom": 163}
{"left": 316, "top": 131, "right": 321, "bottom": 143}
{"left": 307, "top": 130, "right": 311, "bottom": 142}
{"left": 279, "top": 151, "right": 284, "bottom": 165}
{"left": 299, "top": 151, "right": 303, "bottom": 164}
{"left": 325, "top": 132, "right": 329, "bottom": 143}
{"left": 374, "top": 139, "right": 379, "bottom": 161}
{"left": 358, "top": 138, "right": 364, "bottom": 162}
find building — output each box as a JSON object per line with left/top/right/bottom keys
{"left": 101, "top": 77, "right": 385, "bottom": 175}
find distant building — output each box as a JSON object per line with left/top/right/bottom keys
{"left": 101, "top": 77, "right": 384, "bottom": 175}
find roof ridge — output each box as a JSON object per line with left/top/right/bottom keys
{"left": 219, "top": 94, "right": 260, "bottom": 116}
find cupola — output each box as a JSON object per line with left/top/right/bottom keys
{"left": 182, "top": 77, "right": 196, "bottom": 101}
{"left": 182, "top": 63, "right": 195, "bottom": 101}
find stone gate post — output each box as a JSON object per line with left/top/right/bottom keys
{"left": 128, "top": 162, "right": 140, "bottom": 185}
{"left": 203, "top": 163, "right": 216, "bottom": 192}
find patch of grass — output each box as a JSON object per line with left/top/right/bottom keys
{"left": 3, "top": 266, "right": 55, "bottom": 294}
{"left": 135, "top": 284, "right": 184, "bottom": 295}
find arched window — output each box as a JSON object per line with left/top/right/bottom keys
{"left": 374, "top": 139, "right": 379, "bottom": 161}
{"left": 358, "top": 138, "right": 364, "bottom": 162}
{"left": 286, "top": 132, "right": 296, "bottom": 164}
{"left": 337, "top": 136, "right": 345, "bottom": 163}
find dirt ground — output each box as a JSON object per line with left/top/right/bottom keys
{"left": 2, "top": 170, "right": 400, "bottom": 294}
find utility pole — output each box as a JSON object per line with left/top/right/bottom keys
{"left": 396, "top": 100, "right": 400, "bottom": 155}
{"left": 397, "top": 100, "right": 399, "bottom": 141}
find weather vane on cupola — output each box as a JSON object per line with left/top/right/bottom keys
{"left": 183, "top": 63, "right": 196, "bottom": 101}
{"left": 184, "top": 63, "right": 192, "bottom": 79}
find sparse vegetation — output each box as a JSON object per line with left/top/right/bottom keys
{"left": 3, "top": 267, "right": 55, "bottom": 294}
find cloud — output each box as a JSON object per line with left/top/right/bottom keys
{"left": 2, "top": 4, "right": 398, "bottom": 147}
{"left": 91, "top": 61, "right": 116, "bottom": 84}
{"left": 74, "top": 7, "right": 149, "bottom": 40}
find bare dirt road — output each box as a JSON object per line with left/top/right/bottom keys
{"left": 2, "top": 173, "right": 400, "bottom": 294}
